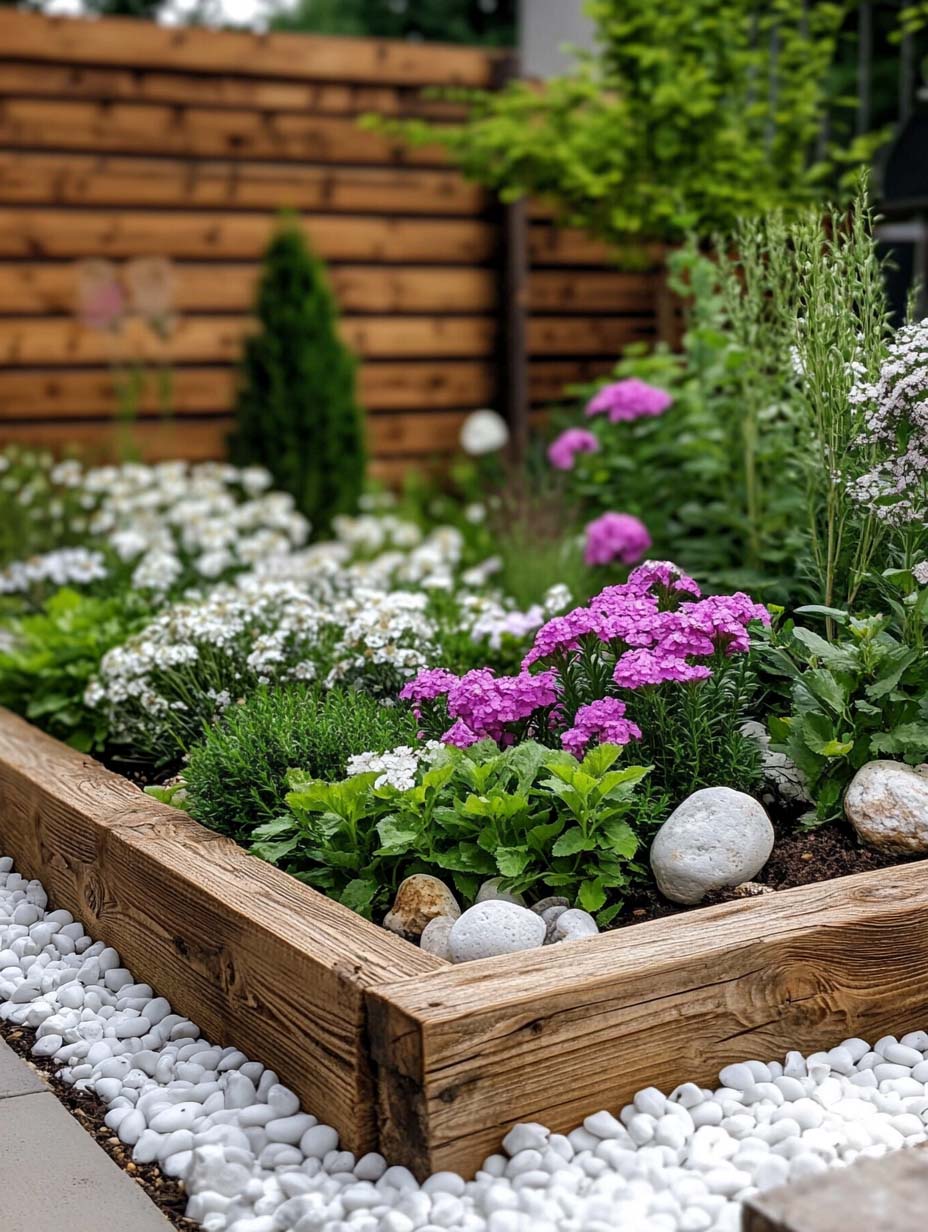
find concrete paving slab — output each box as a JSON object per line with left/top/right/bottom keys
{"left": 0, "top": 1038, "right": 44, "bottom": 1101}
{"left": 0, "top": 1089, "right": 172, "bottom": 1232}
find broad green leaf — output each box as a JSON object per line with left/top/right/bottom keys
{"left": 495, "top": 846, "right": 532, "bottom": 877}
{"left": 600, "top": 818, "right": 639, "bottom": 858}
{"left": 552, "top": 827, "right": 595, "bottom": 857}
{"left": 578, "top": 877, "right": 607, "bottom": 913}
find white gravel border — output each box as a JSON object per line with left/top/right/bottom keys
{"left": 2, "top": 853, "right": 927, "bottom": 1232}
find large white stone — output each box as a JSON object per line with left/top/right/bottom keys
{"left": 845, "top": 761, "right": 928, "bottom": 852}
{"left": 650, "top": 788, "right": 774, "bottom": 905}
{"left": 448, "top": 901, "right": 545, "bottom": 964}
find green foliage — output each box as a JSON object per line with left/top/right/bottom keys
{"left": 563, "top": 236, "right": 807, "bottom": 600}
{"left": 759, "top": 593, "right": 928, "bottom": 826}
{"left": 271, "top": 0, "right": 515, "bottom": 45}
{"left": 252, "top": 740, "right": 662, "bottom": 923}
{"left": 0, "top": 587, "right": 149, "bottom": 752}
{"left": 380, "top": 0, "right": 863, "bottom": 245}
{"left": 229, "top": 218, "right": 366, "bottom": 536}
{"left": 181, "top": 684, "right": 418, "bottom": 843}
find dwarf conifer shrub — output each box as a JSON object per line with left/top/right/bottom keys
{"left": 229, "top": 218, "right": 365, "bottom": 535}
{"left": 183, "top": 683, "right": 417, "bottom": 842}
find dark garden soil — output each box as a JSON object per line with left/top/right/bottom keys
{"left": 0, "top": 1019, "right": 199, "bottom": 1232}
{"left": 616, "top": 816, "right": 918, "bottom": 929}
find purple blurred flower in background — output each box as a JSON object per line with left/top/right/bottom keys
{"left": 585, "top": 378, "right": 672, "bottom": 424}
{"left": 547, "top": 427, "right": 600, "bottom": 471}
{"left": 584, "top": 512, "right": 652, "bottom": 567}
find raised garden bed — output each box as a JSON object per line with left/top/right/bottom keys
{"left": 4, "top": 703, "right": 928, "bottom": 1179}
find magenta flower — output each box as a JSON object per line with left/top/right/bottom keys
{"left": 441, "top": 718, "right": 480, "bottom": 748}
{"left": 547, "top": 427, "right": 600, "bottom": 471}
{"left": 613, "top": 648, "right": 712, "bottom": 689}
{"left": 584, "top": 512, "right": 652, "bottom": 567}
{"left": 561, "top": 698, "right": 642, "bottom": 756}
{"left": 585, "top": 378, "right": 672, "bottom": 424}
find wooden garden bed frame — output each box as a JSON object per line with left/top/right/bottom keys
{"left": 2, "top": 704, "right": 928, "bottom": 1177}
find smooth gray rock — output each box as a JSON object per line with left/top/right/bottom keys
{"left": 448, "top": 901, "right": 546, "bottom": 964}
{"left": 741, "top": 720, "right": 810, "bottom": 804}
{"left": 845, "top": 761, "right": 928, "bottom": 852}
{"left": 475, "top": 878, "right": 526, "bottom": 907}
{"left": 554, "top": 909, "right": 599, "bottom": 942}
{"left": 419, "top": 916, "right": 454, "bottom": 960}
{"left": 650, "top": 787, "right": 774, "bottom": 905}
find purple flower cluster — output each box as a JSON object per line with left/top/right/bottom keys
{"left": 585, "top": 378, "right": 672, "bottom": 424}
{"left": 584, "top": 512, "right": 652, "bottom": 567}
{"left": 547, "top": 428, "right": 600, "bottom": 471}
{"left": 523, "top": 565, "right": 769, "bottom": 692}
{"left": 401, "top": 563, "right": 769, "bottom": 758}
{"left": 561, "top": 698, "right": 642, "bottom": 756}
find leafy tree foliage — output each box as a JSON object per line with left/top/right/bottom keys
{"left": 271, "top": 0, "right": 515, "bottom": 46}
{"left": 385, "top": 0, "right": 872, "bottom": 244}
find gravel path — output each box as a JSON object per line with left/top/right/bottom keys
{"left": 2, "top": 853, "right": 927, "bottom": 1232}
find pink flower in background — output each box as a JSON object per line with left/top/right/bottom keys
{"left": 76, "top": 259, "right": 126, "bottom": 332}
{"left": 561, "top": 698, "right": 642, "bottom": 756}
{"left": 584, "top": 512, "right": 652, "bottom": 567}
{"left": 585, "top": 378, "right": 672, "bottom": 423}
{"left": 547, "top": 427, "right": 600, "bottom": 471}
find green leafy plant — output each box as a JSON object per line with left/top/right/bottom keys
{"left": 760, "top": 593, "right": 928, "bottom": 826}
{"left": 180, "top": 683, "right": 418, "bottom": 842}
{"left": 378, "top": 0, "right": 866, "bottom": 246}
{"left": 229, "top": 216, "right": 366, "bottom": 536}
{"left": 252, "top": 740, "right": 663, "bottom": 924}
{"left": 0, "top": 587, "right": 150, "bottom": 751}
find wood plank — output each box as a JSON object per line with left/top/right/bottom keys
{"left": 0, "top": 98, "right": 448, "bottom": 167}
{"left": 526, "top": 315, "right": 655, "bottom": 356}
{"left": 0, "top": 11, "right": 499, "bottom": 88}
{"left": 0, "top": 61, "right": 467, "bottom": 119}
{"left": 0, "top": 209, "right": 495, "bottom": 263}
{"left": 0, "top": 410, "right": 472, "bottom": 460}
{"left": 528, "top": 359, "right": 615, "bottom": 405}
{"left": 529, "top": 223, "right": 616, "bottom": 268}
{"left": 0, "top": 707, "right": 444, "bottom": 1156}
{"left": 0, "top": 361, "right": 496, "bottom": 417}
{"left": 0, "top": 262, "right": 496, "bottom": 315}
{"left": 743, "top": 1143, "right": 928, "bottom": 1232}
{"left": 0, "top": 152, "right": 485, "bottom": 215}
{"left": 529, "top": 270, "right": 657, "bottom": 313}
{"left": 367, "top": 858, "right": 928, "bottom": 1175}
{"left": 0, "top": 315, "right": 497, "bottom": 365}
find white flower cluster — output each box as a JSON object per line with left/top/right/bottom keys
{"left": 345, "top": 740, "right": 443, "bottom": 791}
{"left": 914, "top": 561, "right": 928, "bottom": 586}
{"left": 85, "top": 581, "right": 331, "bottom": 756}
{"left": 0, "top": 547, "right": 108, "bottom": 595}
{"left": 460, "top": 583, "right": 573, "bottom": 651}
{"left": 12, "top": 460, "right": 308, "bottom": 598}
{"left": 325, "top": 589, "right": 439, "bottom": 695}
{"left": 848, "top": 320, "right": 928, "bottom": 528}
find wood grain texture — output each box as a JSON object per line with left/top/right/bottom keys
{"left": 0, "top": 153, "right": 485, "bottom": 216}
{"left": 0, "top": 410, "right": 481, "bottom": 461}
{"left": 368, "top": 861, "right": 928, "bottom": 1175}
{"left": 0, "top": 98, "right": 448, "bottom": 167}
{"left": 0, "top": 361, "right": 496, "bottom": 417}
{"left": 0, "top": 210, "right": 495, "bottom": 264}
{"left": 0, "top": 315, "right": 497, "bottom": 365}
{"left": 743, "top": 1143, "right": 928, "bottom": 1232}
{"left": 0, "top": 11, "right": 499, "bottom": 87}
{"left": 0, "top": 62, "right": 467, "bottom": 119}
{"left": 0, "top": 707, "right": 444, "bottom": 1154}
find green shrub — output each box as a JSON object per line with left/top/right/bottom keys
{"left": 229, "top": 217, "right": 365, "bottom": 536}
{"left": 759, "top": 592, "right": 928, "bottom": 826}
{"left": 0, "top": 587, "right": 150, "bottom": 751}
{"left": 182, "top": 684, "right": 418, "bottom": 842}
{"left": 253, "top": 740, "right": 665, "bottom": 922}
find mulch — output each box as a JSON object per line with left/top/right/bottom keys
{"left": 0, "top": 1019, "right": 199, "bottom": 1232}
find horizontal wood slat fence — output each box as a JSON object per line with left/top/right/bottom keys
{"left": 0, "top": 11, "right": 669, "bottom": 479}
